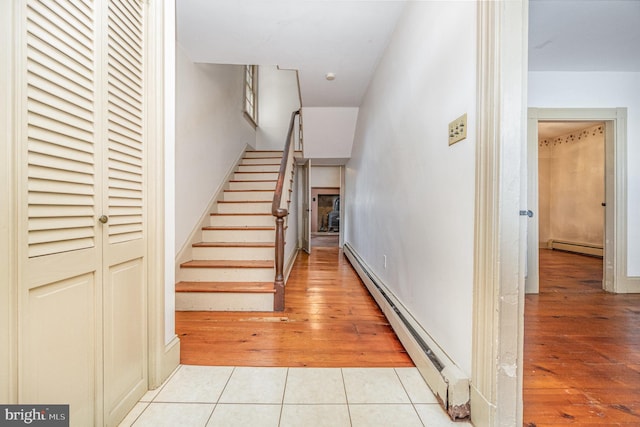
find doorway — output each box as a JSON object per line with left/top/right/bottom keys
{"left": 537, "top": 120, "right": 606, "bottom": 288}
{"left": 311, "top": 188, "right": 340, "bottom": 247}
{"left": 526, "top": 108, "right": 630, "bottom": 294}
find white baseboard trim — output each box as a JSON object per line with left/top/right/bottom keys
{"left": 620, "top": 275, "right": 640, "bottom": 293}
{"left": 343, "top": 243, "right": 470, "bottom": 421}
{"left": 158, "top": 335, "right": 180, "bottom": 388}
{"left": 175, "top": 145, "right": 249, "bottom": 271}
{"left": 470, "top": 384, "right": 494, "bottom": 427}
{"left": 547, "top": 239, "right": 603, "bottom": 257}
{"left": 284, "top": 247, "right": 299, "bottom": 282}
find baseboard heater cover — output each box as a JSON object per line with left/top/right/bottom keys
{"left": 343, "top": 243, "right": 470, "bottom": 421}
{"left": 548, "top": 239, "right": 603, "bottom": 257}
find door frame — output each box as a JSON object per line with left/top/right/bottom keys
{"left": 527, "top": 108, "right": 629, "bottom": 294}
{"left": 146, "top": 0, "right": 180, "bottom": 391}
{"left": 0, "top": 0, "right": 16, "bottom": 404}
{"left": 299, "top": 159, "right": 311, "bottom": 253}
{"left": 471, "top": 1, "right": 527, "bottom": 425}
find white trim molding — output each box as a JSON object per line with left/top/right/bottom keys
{"left": 527, "top": 107, "right": 637, "bottom": 293}
{"left": 0, "top": 0, "right": 17, "bottom": 404}
{"left": 146, "top": 0, "right": 180, "bottom": 389}
{"left": 344, "top": 244, "right": 470, "bottom": 420}
{"left": 472, "top": 1, "right": 528, "bottom": 426}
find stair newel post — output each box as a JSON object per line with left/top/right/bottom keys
{"left": 274, "top": 207, "right": 287, "bottom": 311}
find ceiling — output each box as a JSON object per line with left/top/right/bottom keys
{"left": 176, "top": 0, "right": 640, "bottom": 108}
{"left": 529, "top": 0, "right": 640, "bottom": 72}
{"left": 176, "top": 0, "right": 406, "bottom": 107}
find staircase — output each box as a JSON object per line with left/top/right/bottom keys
{"left": 176, "top": 150, "right": 293, "bottom": 312}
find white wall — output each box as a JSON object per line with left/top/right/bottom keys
{"left": 175, "top": 45, "right": 256, "bottom": 252}
{"left": 256, "top": 66, "right": 300, "bottom": 150}
{"left": 346, "top": 1, "right": 477, "bottom": 374}
{"left": 539, "top": 125, "right": 605, "bottom": 247}
{"left": 529, "top": 72, "right": 640, "bottom": 276}
{"left": 311, "top": 166, "right": 341, "bottom": 189}
{"left": 303, "top": 107, "right": 358, "bottom": 160}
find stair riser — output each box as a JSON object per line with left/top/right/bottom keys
{"left": 179, "top": 268, "right": 274, "bottom": 282}
{"left": 233, "top": 172, "right": 279, "bottom": 181}
{"left": 202, "top": 229, "right": 275, "bottom": 242}
{"left": 223, "top": 191, "right": 274, "bottom": 202}
{"left": 210, "top": 215, "right": 275, "bottom": 227}
{"left": 237, "top": 165, "right": 280, "bottom": 173}
{"left": 244, "top": 151, "right": 283, "bottom": 158}
{"left": 229, "top": 181, "right": 276, "bottom": 191}
{"left": 242, "top": 157, "right": 281, "bottom": 165}
{"left": 191, "top": 246, "right": 274, "bottom": 261}
{"left": 217, "top": 202, "right": 271, "bottom": 214}
{"left": 176, "top": 292, "right": 274, "bottom": 311}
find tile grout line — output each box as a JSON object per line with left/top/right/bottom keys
{"left": 393, "top": 367, "right": 426, "bottom": 427}
{"left": 277, "top": 367, "right": 289, "bottom": 427}
{"left": 129, "top": 365, "right": 183, "bottom": 426}
{"left": 340, "top": 368, "right": 354, "bottom": 426}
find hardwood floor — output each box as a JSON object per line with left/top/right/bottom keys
{"left": 524, "top": 249, "right": 640, "bottom": 426}
{"left": 176, "top": 247, "right": 413, "bottom": 367}
{"left": 310, "top": 233, "right": 339, "bottom": 247}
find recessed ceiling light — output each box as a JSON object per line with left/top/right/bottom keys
{"left": 325, "top": 72, "right": 336, "bottom": 81}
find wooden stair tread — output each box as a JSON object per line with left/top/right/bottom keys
{"left": 218, "top": 200, "right": 270, "bottom": 204}
{"left": 202, "top": 226, "right": 275, "bottom": 230}
{"left": 224, "top": 189, "right": 274, "bottom": 192}
{"left": 176, "top": 281, "right": 276, "bottom": 293}
{"left": 234, "top": 171, "right": 277, "bottom": 174}
{"left": 229, "top": 180, "right": 277, "bottom": 182}
{"left": 193, "top": 242, "right": 275, "bottom": 248}
{"left": 181, "top": 260, "right": 273, "bottom": 268}
{"left": 211, "top": 213, "right": 271, "bottom": 216}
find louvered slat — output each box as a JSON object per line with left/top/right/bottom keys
{"left": 107, "top": 0, "right": 144, "bottom": 244}
{"left": 26, "top": 0, "right": 96, "bottom": 258}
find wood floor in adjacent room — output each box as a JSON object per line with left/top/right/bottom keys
{"left": 176, "top": 247, "right": 413, "bottom": 367}
{"left": 524, "top": 249, "right": 640, "bottom": 426}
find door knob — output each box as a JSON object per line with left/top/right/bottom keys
{"left": 98, "top": 215, "right": 109, "bottom": 224}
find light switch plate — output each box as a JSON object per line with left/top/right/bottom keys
{"left": 448, "top": 113, "right": 467, "bottom": 145}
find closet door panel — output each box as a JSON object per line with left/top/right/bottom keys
{"left": 20, "top": 1, "right": 100, "bottom": 426}
{"left": 102, "top": 0, "right": 147, "bottom": 424}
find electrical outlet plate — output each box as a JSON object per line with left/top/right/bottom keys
{"left": 448, "top": 113, "right": 467, "bottom": 146}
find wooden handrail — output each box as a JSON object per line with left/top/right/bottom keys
{"left": 272, "top": 109, "right": 300, "bottom": 311}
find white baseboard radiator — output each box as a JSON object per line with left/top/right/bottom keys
{"left": 548, "top": 239, "right": 603, "bottom": 257}
{"left": 343, "top": 243, "right": 470, "bottom": 421}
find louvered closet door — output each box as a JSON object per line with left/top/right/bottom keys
{"left": 18, "top": 1, "right": 148, "bottom": 426}
{"left": 102, "top": 1, "right": 147, "bottom": 425}
{"left": 20, "top": 1, "right": 101, "bottom": 425}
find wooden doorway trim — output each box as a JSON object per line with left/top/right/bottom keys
{"left": 471, "top": 1, "right": 528, "bottom": 425}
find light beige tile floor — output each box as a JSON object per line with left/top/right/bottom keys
{"left": 118, "top": 366, "right": 472, "bottom": 427}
